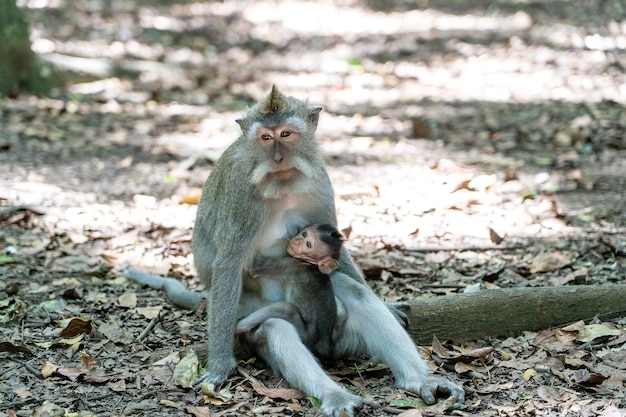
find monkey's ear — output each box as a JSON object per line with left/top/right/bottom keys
{"left": 236, "top": 117, "right": 249, "bottom": 132}
{"left": 308, "top": 106, "right": 323, "bottom": 130}
{"left": 318, "top": 258, "right": 339, "bottom": 275}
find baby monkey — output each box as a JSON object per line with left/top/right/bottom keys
{"left": 236, "top": 224, "right": 344, "bottom": 358}
{"left": 288, "top": 224, "right": 343, "bottom": 274}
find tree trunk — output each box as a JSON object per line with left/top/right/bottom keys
{"left": 0, "top": 0, "right": 37, "bottom": 94}
{"left": 403, "top": 285, "right": 626, "bottom": 344}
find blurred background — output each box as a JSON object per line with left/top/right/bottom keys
{"left": 1, "top": 0, "right": 624, "bottom": 259}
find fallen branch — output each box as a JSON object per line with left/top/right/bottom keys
{"left": 403, "top": 285, "right": 626, "bottom": 344}
{"left": 401, "top": 244, "right": 524, "bottom": 253}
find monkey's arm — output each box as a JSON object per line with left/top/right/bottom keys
{"left": 193, "top": 147, "right": 268, "bottom": 386}
{"left": 124, "top": 268, "right": 206, "bottom": 310}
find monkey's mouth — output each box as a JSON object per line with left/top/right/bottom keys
{"left": 272, "top": 168, "right": 298, "bottom": 180}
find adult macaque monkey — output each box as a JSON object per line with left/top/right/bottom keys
{"left": 193, "top": 86, "right": 464, "bottom": 416}
{"left": 236, "top": 224, "right": 344, "bottom": 358}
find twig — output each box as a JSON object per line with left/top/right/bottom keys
{"left": 401, "top": 228, "right": 626, "bottom": 254}
{"left": 13, "top": 359, "right": 42, "bottom": 379}
{"left": 137, "top": 310, "right": 166, "bottom": 342}
{"left": 213, "top": 402, "right": 249, "bottom": 417}
{"left": 381, "top": 406, "right": 404, "bottom": 414}
{"left": 5, "top": 397, "right": 40, "bottom": 409}
{"left": 236, "top": 366, "right": 263, "bottom": 386}
{"left": 421, "top": 284, "right": 466, "bottom": 289}
{"left": 136, "top": 388, "right": 186, "bottom": 401}
{"left": 24, "top": 362, "right": 41, "bottom": 378}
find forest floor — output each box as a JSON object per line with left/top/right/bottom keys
{"left": 1, "top": 1, "right": 625, "bottom": 416}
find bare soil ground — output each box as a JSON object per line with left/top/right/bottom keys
{"left": 1, "top": 1, "right": 625, "bottom": 416}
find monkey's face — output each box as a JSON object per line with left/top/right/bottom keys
{"left": 287, "top": 226, "right": 330, "bottom": 264}
{"left": 237, "top": 87, "right": 325, "bottom": 199}
{"left": 256, "top": 124, "right": 302, "bottom": 180}
{"left": 246, "top": 118, "right": 322, "bottom": 200}
{"left": 288, "top": 227, "right": 339, "bottom": 275}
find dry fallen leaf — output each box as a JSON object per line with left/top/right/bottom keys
{"left": 107, "top": 379, "right": 127, "bottom": 392}
{"left": 185, "top": 406, "right": 212, "bottom": 417}
{"left": 99, "top": 320, "right": 134, "bottom": 344}
{"left": 80, "top": 352, "right": 98, "bottom": 371}
{"left": 13, "top": 387, "right": 32, "bottom": 399}
{"left": 561, "top": 320, "right": 586, "bottom": 332}
{"left": 571, "top": 368, "right": 608, "bottom": 386}
{"left": 523, "top": 368, "right": 539, "bottom": 381}
{"left": 432, "top": 335, "right": 494, "bottom": 364}
{"left": 41, "top": 361, "right": 59, "bottom": 378}
{"left": 488, "top": 227, "right": 504, "bottom": 244}
{"left": 529, "top": 251, "right": 572, "bottom": 273}
{"left": 0, "top": 341, "right": 33, "bottom": 355}
{"left": 117, "top": 292, "right": 137, "bottom": 308}
{"left": 150, "top": 351, "right": 180, "bottom": 386}
{"left": 180, "top": 190, "right": 202, "bottom": 205}
{"left": 117, "top": 155, "right": 133, "bottom": 168}
{"left": 398, "top": 409, "right": 423, "bottom": 417}
{"left": 469, "top": 174, "right": 497, "bottom": 191}
{"left": 200, "top": 381, "right": 234, "bottom": 403}
{"left": 251, "top": 383, "right": 305, "bottom": 401}
{"left": 58, "top": 318, "right": 93, "bottom": 337}
{"left": 576, "top": 323, "right": 624, "bottom": 343}
{"left": 136, "top": 306, "right": 163, "bottom": 319}
{"left": 56, "top": 367, "right": 84, "bottom": 381}
{"left": 173, "top": 350, "right": 199, "bottom": 388}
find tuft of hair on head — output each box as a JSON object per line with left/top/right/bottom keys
{"left": 260, "top": 85, "right": 289, "bottom": 116}
{"left": 236, "top": 86, "right": 323, "bottom": 134}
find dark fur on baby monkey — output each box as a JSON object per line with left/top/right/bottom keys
{"left": 236, "top": 224, "right": 344, "bottom": 358}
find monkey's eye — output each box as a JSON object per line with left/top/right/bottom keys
{"left": 301, "top": 231, "right": 308, "bottom": 237}
{"left": 280, "top": 130, "right": 291, "bottom": 138}
{"left": 261, "top": 133, "right": 272, "bottom": 141}
{"left": 306, "top": 241, "right": 312, "bottom": 248}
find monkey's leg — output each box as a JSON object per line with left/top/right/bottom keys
{"left": 236, "top": 302, "right": 304, "bottom": 335}
{"left": 330, "top": 273, "right": 465, "bottom": 405}
{"left": 246, "top": 318, "right": 377, "bottom": 417}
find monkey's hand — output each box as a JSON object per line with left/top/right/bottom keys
{"left": 408, "top": 376, "right": 465, "bottom": 405}
{"left": 320, "top": 391, "right": 378, "bottom": 417}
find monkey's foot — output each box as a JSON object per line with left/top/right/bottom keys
{"left": 320, "top": 391, "right": 378, "bottom": 417}
{"left": 193, "top": 360, "right": 237, "bottom": 389}
{"left": 399, "top": 376, "right": 465, "bottom": 405}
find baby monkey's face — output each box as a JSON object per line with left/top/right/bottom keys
{"left": 287, "top": 226, "right": 325, "bottom": 263}
{"left": 287, "top": 225, "right": 341, "bottom": 275}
